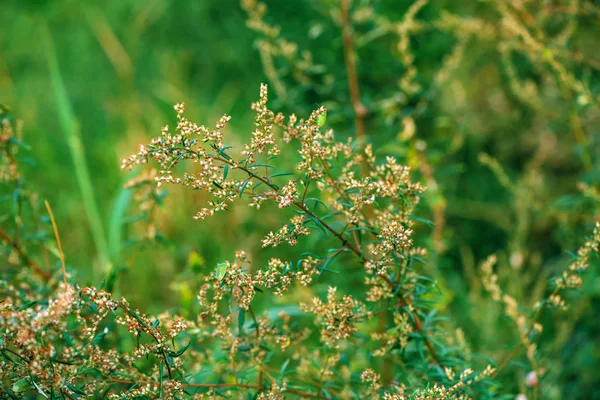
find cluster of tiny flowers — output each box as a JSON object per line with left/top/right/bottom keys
{"left": 371, "top": 310, "right": 413, "bottom": 357}
{"left": 243, "top": 83, "right": 280, "bottom": 163}
{"left": 406, "top": 365, "right": 494, "bottom": 400}
{"left": 558, "top": 221, "right": 600, "bottom": 288}
{"left": 261, "top": 215, "right": 309, "bottom": 247}
{"left": 276, "top": 180, "right": 297, "bottom": 208}
{"left": 0, "top": 281, "right": 193, "bottom": 398}
{"left": 110, "top": 83, "right": 600, "bottom": 399}
{"left": 373, "top": 220, "right": 413, "bottom": 258}
{"left": 300, "top": 286, "right": 369, "bottom": 347}
{"left": 480, "top": 254, "right": 501, "bottom": 300}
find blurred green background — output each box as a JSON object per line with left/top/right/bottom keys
{"left": 1, "top": 0, "right": 268, "bottom": 300}
{"left": 2, "top": 0, "right": 600, "bottom": 397}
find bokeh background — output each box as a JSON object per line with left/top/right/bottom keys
{"left": 1, "top": 0, "right": 266, "bottom": 299}
{"left": 2, "top": 0, "right": 600, "bottom": 397}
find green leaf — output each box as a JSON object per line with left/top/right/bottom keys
{"left": 306, "top": 197, "right": 328, "bottom": 211}
{"left": 212, "top": 180, "right": 224, "bottom": 189}
{"left": 249, "top": 163, "right": 273, "bottom": 169}
{"left": 43, "top": 26, "right": 110, "bottom": 275}
{"left": 92, "top": 327, "right": 109, "bottom": 345}
{"left": 280, "top": 359, "right": 290, "bottom": 378}
{"left": 1, "top": 349, "right": 19, "bottom": 365}
{"left": 345, "top": 226, "right": 378, "bottom": 234}
{"left": 239, "top": 178, "right": 251, "bottom": 198}
{"left": 254, "top": 286, "right": 264, "bottom": 293}
{"left": 238, "top": 309, "right": 246, "bottom": 334}
{"left": 217, "top": 146, "right": 232, "bottom": 160}
{"left": 33, "top": 381, "right": 48, "bottom": 398}
{"left": 410, "top": 215, "right": 434, "bottom": 227}
{"left": 7, "top": 137, "right": 31, "bottom": 150}
{"left": 66, "top": 383, "right": 87, "bottom": 396}
{"left": 12, "top": 378, "right": 29, "bottom": 393}
{"left": 62, "top": 330, "right": 74, "bottom": 347}
{"left": 270, "top": 172, "right": 294, "bottom": 178}
{"left": 305, "top": 214, "right": 329, "bottom": 236}
{"left": 169, "top": 341, "right": 192, "bottom": 358}
{"left": 18, "top": 300, "right": 44, "bottom": 311}
{"left": 215, "top": 262, "right": 228, "bottom": 280}
{"left": 51, "top": 357, "right": 76, "bottom": 365}
{"left": 108, "top": 184, "right": 133, "bottom": 266}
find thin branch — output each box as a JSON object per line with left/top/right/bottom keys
{"left": 492, "top": 292, "right": 554, "bottom": 376}
{"left": 316, "top": 349, "right": 334, "bottom": 397}
{"left": 78, "top": 377, "right": 324, "bottom": 398}
{"left": 248, "top": 305, "right": 264, "bottom": 387}
{"left": 213, "top": 155, "right": 443, "bottom": 367}
{"left": 179, "top": 151, "right": 442, "bottom": 368}
{"left": 0, "top": 227, "right": 51, "bottom": 281}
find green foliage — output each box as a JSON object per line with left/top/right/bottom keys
{"left": 1, "top": 0, "right": 600, "bottom": 399}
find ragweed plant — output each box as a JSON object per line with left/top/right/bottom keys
{"left": 0, "top": 87, "right": 599, "bottom": 399}
{"left": 2, "top": 0, "right": 600, "bottom": 399}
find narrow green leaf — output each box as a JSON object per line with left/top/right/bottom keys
{"left": 270, "top": 172, "right": 294, "bottom": 178}
{"left": 217, "top": 146, "right": 232, "bottom": 160}
{"left": 249, "top": 163, "right": 273, "bottom": 168}
{"left": 239, "top": 178, "right": 251, "bottom": 198}
{"left": 280, "top": 359, "right": 290, "bottom": 378}
{"left": 62, "top": 330, "right": 74, "bottom": 347}
{"left": 410, "top": 215, "right": 434, "bottom": 227}
{"left": 212, "top": 181, "right": 224, "bottom": 189}
{"left": 306, "top": 197, "right": 328, "bottom": 211}
{"left": 33, "top": 381, "right": 49, "bottom": 398}
{"left": 92, "top": 327, "right": 109, "bottom": 345}
{"left": 169, "top": 341, "right": 192, "bottom": 358}
{"left": 18, "top": 300, "right": 43, "bottom": 311}
{"left": 305, "top": 214, "right": 329, "bottom": 236}
{"left": 238, "top": 309, "right": 246, "bottom": 334}
{"left": 65, "top": 383, "right": 87, "bottom": 396}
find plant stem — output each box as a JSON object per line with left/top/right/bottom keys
{"left": 0, "top": 228, "right": 51, "bottom": 281}
{"left": 213, "top": 156, "right": 443, "bottom": 367}
{"left": 340, "top": 0, "right": 367, "bottom": 142}
{"left": 79, "top": 377, "right": 324, "bottom": 398}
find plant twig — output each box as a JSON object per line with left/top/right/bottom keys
{"left": 492, "top": 296, "right": 553, "bottom": 376}
{"left": 248, "top": 305, "right": 264, "bottom": 387}
{"left": 79, "top": 377, "right": 325, "bottom": 398}
{"left": 213, "top": 155, "right": 443, "bottom": 367}
{"left": 183, "top": 151, "right": 442, "bottom": 368}
{"left": 0, "top": 228, "right": 51, "bottom": 282}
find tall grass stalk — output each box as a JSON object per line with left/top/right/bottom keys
{"left": 42, "top": 23, "right": 110, "bottom": 276}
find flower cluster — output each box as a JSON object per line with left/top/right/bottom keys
{"left": 3, "top": 73, "right": 599, "bottom": 399}
{"left": 300, "top": 286, "right": 368, "bottom": 347}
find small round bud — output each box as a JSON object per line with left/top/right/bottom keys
{"left": 526, "top": 371, "right": 538, "bottom": 387}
